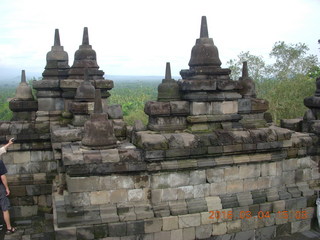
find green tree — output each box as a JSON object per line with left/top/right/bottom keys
{"left": 226, "top": 51, "right": 266, "bottom": 82}
{"left": 227, "top": 41, "right": 320, "bottom": 124}
{"left": 269, "top": 41, "right": 319, "bottom": 80}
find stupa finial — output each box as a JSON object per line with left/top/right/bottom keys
{"left": 242, "top": 61, "right": 249, "bottom": 78}
{"left": 21, "top": 70, "right": 26, "bottom": 83}
{"left": 165, "top": 62, "right": 172, "bottom": 80}
{"left": 200, "top": 16, "right": 209, "bottom": 38}
{"left": 54, "top": 29, "right": 61, "bottom": 46}
{"left": 82, "top": 27, "right": 89, "bottom": 45}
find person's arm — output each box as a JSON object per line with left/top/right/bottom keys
{"left": 1, "top": 175, "right": 10, "bottom": 196}
{"left": 2, "top": 138, "right": 14, "bottom": 151}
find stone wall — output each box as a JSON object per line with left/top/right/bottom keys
{"left": 0, "top": 121, "right": 56, "bottom": 220}
{"left": 51, "top": 126, "right": 320, "bottom": 239}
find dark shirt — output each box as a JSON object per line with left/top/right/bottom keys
{"left": 0, "top": 160, "right": 7, "bottom": 185}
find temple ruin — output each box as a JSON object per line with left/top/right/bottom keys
{"left": 0, "top": 16, "right": 319, "bottom": 240}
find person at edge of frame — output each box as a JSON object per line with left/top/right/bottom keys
{"left": 0, "top": 138, "right": 16, "bottom": 234}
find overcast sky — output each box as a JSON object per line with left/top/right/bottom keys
{"left": 0, "top": 0, "right": 319, "bottom": 79}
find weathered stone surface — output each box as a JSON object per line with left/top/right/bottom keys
{"left": 212, "top": 222, "right": 227, "bottom": 235}
{"left": 195, "top": 224, "right": 212, "bottom": 239}
{"left": 134, "top": 132, "right": 168, "bottom": 150}
{"left": 144, "top": 218, "right": 163, "bottom": 233}
{"left": 179, "top": 213, "right": 201, "bottom": 228}
{"left": 107, "top": 104, "right": 123, "bottom": 119}
{"left": 170, "top": 101, "right": 189, "bottom": 115}
{"left": 144, "top": 101, "right": 171, "bottom": 116}
{"left": 163, "top": 216, "right": 179, "bottom": 231}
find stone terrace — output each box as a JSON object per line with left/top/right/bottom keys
{"left": 1, "top": 16, "right": 320, "bottom": 240}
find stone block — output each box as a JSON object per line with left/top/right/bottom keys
{"left": 151, "top": 172, "right": 189, "bottom": 189}
{"left": 239, "top": 164, "right": 260, "bottom": 179}
{"left": 13, "top": 151, "right": 31, "bottom": 164}
{"left": 224, "top": 166, "right": 240, "bottom": 181}
{"left": 186, "top": 198, "right": 207, "bottom": 213}
{"left": 233, "top": 154, "right": 250, "bottom": 164}
{"left": 241, "top": 216, "right": 256, "bottom": 231}
{"left": 212, "top": 101, "right": 238, "bottom": 114}
{"left": 237, "top": 192, "right": 253, "bottom": 207}
{"left": 227, "top": 219, "right": 241, "bottom": 233}
{"left": 195, "top": 224, "right": 212, "bottom": 239}
{"left": 182, "top": 227, "right": 195, "bottom": 240}
{"left": 70, "top": 192, "right": 90, "bottom": 207}
{"left": 169, "top": 200, "right": 188, "bottom": 216}
{"left": 212, "top": 222, "right": 227, "bottom": 235}
{"left": 101, "top": 149, "right": 120, "bottom": 163}
{"left": 214, "top": 155, "right": 233, "bottom": 165}
{"left": 261, "top": 162, "right": 277, "bottom": 177}
{"left": 170, "top": 101, "right": 189, "bottom": 115}
{"left": 273, "top": 200, "right": 286, "bottom": 213}
{"left": 144, "top": 218, "right": 163, "bottom": 233}
{"left": 238, "top": 98, "right": 252, "bottom": 114}
{"left": 223, "top": 144, "right": 242, "bottom": 153}
{"left": 108, "top": 222, "right": 127, "bottom": 237}
{"left": 111, "top": 175, "right": 134, "bottom": 189}
{"left": 135, "top": 132, "right": 168, "bottom": 150}
{"left": 206, "top": 168, "right": 225, "bottom": 183}
{"left": 170, "top": 229, "right": 183, "bottom": 240}
{"left": 144, "top": 101, "right": 171, "bottom": 116}
{"left": 93, "top": 225, "right": 108, "bottom": 239}
{"left": 145, "top": 150, "right": 165, "bottom": 160}
{"left": 193, "top": 184, "right": 210, "bottom": 198}
{"left": 154, "top": 231, "right": 170, "bottom": 240}
{"left": 276, "top": 223, "right": 291, "bottom": 236}
{"left": 76, "top": 227, "right": 94, "bottom": 240}
{"left": 210, "top": 182, "right": 227, "bottom": 195}
{"left": 55, "top": 228, "right": 77, "bottom": 240}
{"left": 118, "top": 203, "right": 136, "bottom": 221}
{"left": 128, "top": 189, "right": 145, "bottom": 202}
{"left": 163, "top": 216, "right": 179, "bottom": 231}
{"left": 206, "top": 196, "right": 222, "bottom": 210}
{"left": 190, "top": 102, "right": 212, "bottom": 115}
{"left": 189, "top": 170, "right": 206, "bottom": 185}
{"left": 251, "top": 98, "right": 269, "bottom": 113}
{"left": 226, "top": 180, "right": 244, "bottom": 194}
{"left": 162, "top": 188, "right": 178, "bottom": 201}
{"left": 100, "top": 205, "right": 119, "bottom": 223}
{"left": 220, "top": 195, "right": 239, "bottom": 209}
{"left": 234, "top": 230, "right": 255, "bottom": 240}
{"left": 66, "top": 176, "right": 101, "bottom": 193}
{"left": 110, "top": 189, "right": 128, "bottom": 203}
{"left": 126, "top": 220, "right": 144, "bottom": 235}
{"left": 90, "top": 191, "right": 110, "bottom": 205}
{"left": 177, "top": 186, "right": 194, "bottom": 200}
{"left": 179, "top": 213, "right": 201, "bottom": 228}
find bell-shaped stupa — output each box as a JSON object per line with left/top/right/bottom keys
{"left": 239, "top": 61, "right": 256, "bottom": 98}
{"left": 157, "top": 62, "right": 180, "bottom": 101}
{"left": 15, "top": 70, "right": 34, "bottom": 100}
{"left": 42, "top": 29, "right": 70, "bottom": 80}
{"left": 81, "top": 89, "right": 117, "bottom": 149}
{"left": 68, "top": 27, "right": 104, "bottom": 79}
{"left": 188, "top": 16, "right": 221, "bottom": 68}
{"left": 180, "top": 16, "right": 230, "bottom": 79}
{"left": 75, "top": 68, "right": 95, "bottom": 101}
{"left": 9, "top": 70, "right": 38, "bottom": 120}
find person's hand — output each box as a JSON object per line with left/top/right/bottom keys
{"left": 5, "top": 188, "right": 10, "bottom": 196}
{"left": 9, "top": 138, "right": 14, "bottom": 145}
